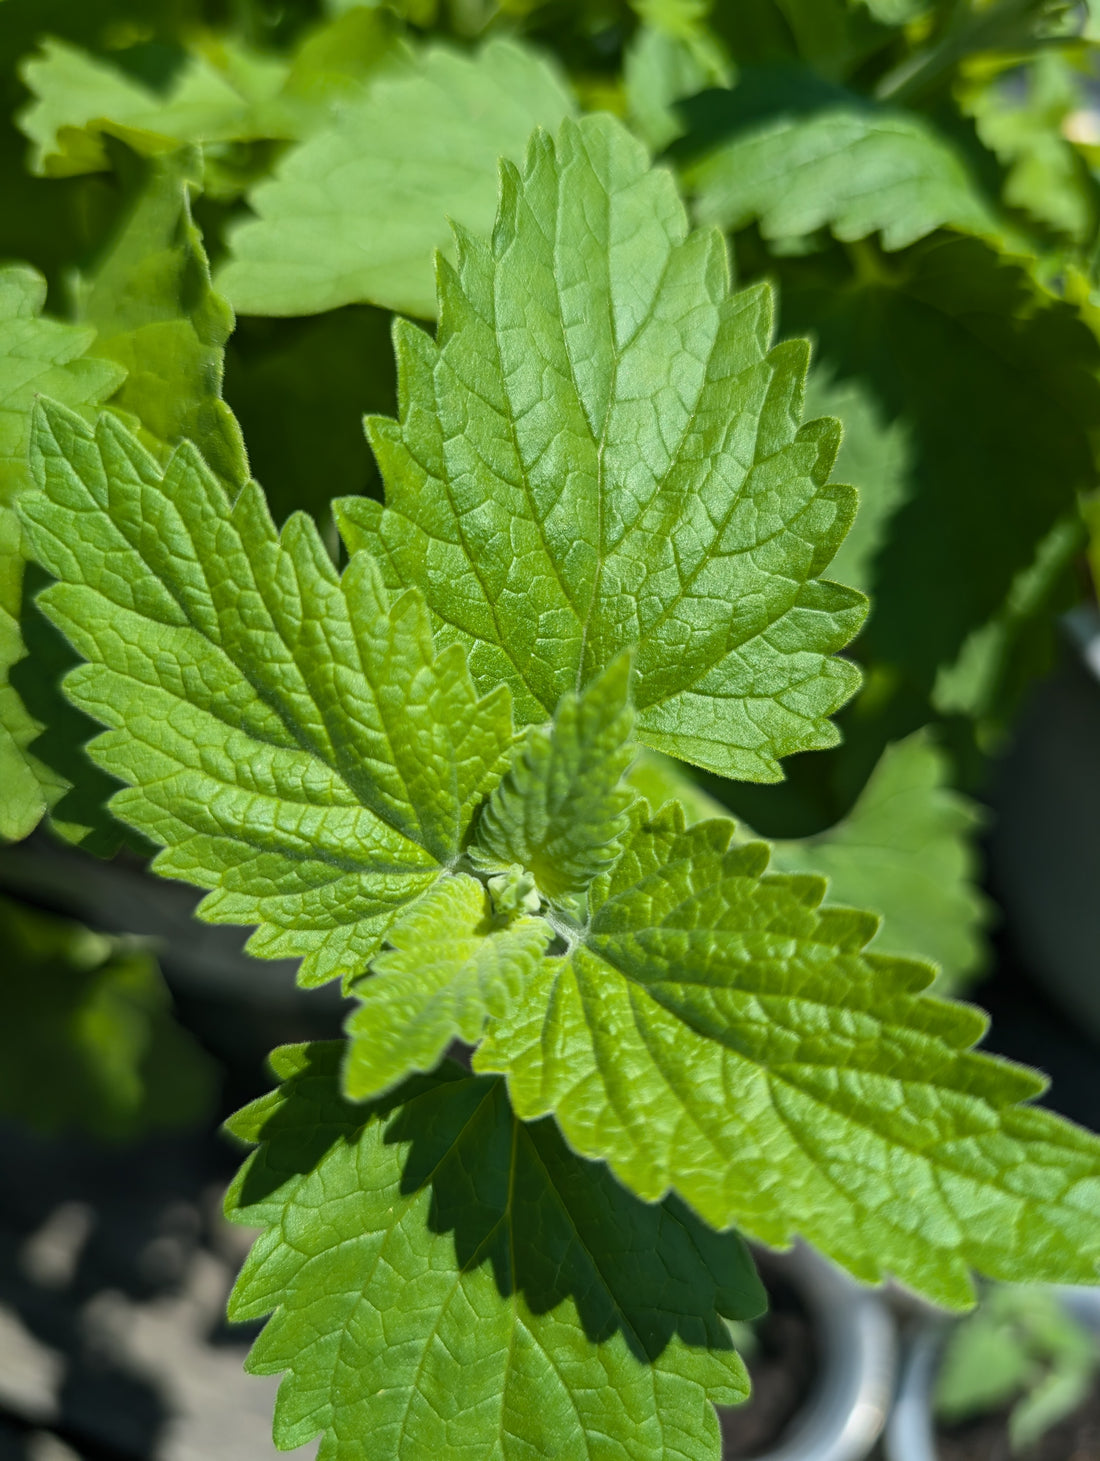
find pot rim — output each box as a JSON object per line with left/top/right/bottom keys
{"left": 883, "top": 1284, "right": 1100, "bottom": 1461}
{"left": 741, "top": 1243, "right": 897, "bottom": 1461}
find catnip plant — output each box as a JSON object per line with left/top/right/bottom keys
{"left": 4, "top": 1, "right": 1100, "bottom": 1456}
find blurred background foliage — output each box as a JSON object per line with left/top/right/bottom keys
{"left": 5, "top": 0, "right": 1100, "bottom": 1125}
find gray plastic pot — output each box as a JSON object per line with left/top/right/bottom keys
{"left": 884, "top": 1287, "right": 1100, "bottom": 1461}
{"left": 740, "top": 1244, "right": 897, "bottom": 1461}
{"left": 987, "top": 607, "right": 1100, "bottom": 1042}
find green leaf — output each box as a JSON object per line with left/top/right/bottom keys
{"left": 0, "top": 894, "right": 214, "bottom": 1140}
{"left": 0, "top": 515, "right": 59, "bottom": 842}
{"left": 779, "top": 235, "right": 1100, "bottom": 687}
{"left": 225, "top": 1042, "right": 762, "bottom": 1459}
{"left": 16, "top": 18, "right": 412, "bottom": 197}
{"left": 17, "top": 35, "right": 292, "bottom": 178}
{"left": 802, "top": 367, "right": 910, "bottom": 595}
{"left": 336, "top": 113, "right": 865, "bottom": 782}
{"left": 75, "top": 143, "right": 249, "bottom": 493}
{"left": 932, "top": 512, "right": 1084, "bottom": 737}
{"left": 624, "top": 2, "right": 731, "bottom": 152}
{"left": 628, "top": 732, "right": 988, "bottom": 992}
{"left": 469, "top": 654, "right": 636, "bottom": 903}
{"left": 0, "top": 263, "right": 126, "bottom": 506}
{"left": 766, "top": 732, "right": 988, "bottom": 991}
{"left": 959, "top": 52, "right": 1098, "bottom": 245}
{"left": 627, "top": 745, "right": 733, "bottom": 826}
{"left": 217, "top": 40, "right": 576, "bottom": 320}
{"left": 19, "top": 401, "right": 514, "bottom": 989}
{"left": 851, "top": 0, "right": 930, "bottom": 24}
{"left": 279, "top": 5, "right": 411, "bottom": 118}
{"left": 0, "top": 263, "right": 125, "bottom": 842}
{"left": 10, "top": 146, "right": 250, "bottom": 855}
{"left": 682, "top": 83, "right": 1000, "bottom": 250}
{"left": 476, "top": 801, "right": 1100, "bottom": 1308}
{"left": 344, "top": 874, "right": 551, "bottom": 1099}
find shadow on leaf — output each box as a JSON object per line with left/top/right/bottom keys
{"left": 235, "top": 1041, "right": 764, "bottom": 1366}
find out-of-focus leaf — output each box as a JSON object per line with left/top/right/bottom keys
{"left": 217, "top": 40, "right": 576, "bottom": 319}
{"left": 17, "top": 35, "right": 291, "bottom": 177}
{"left": 682, "top": 74, "right": 1000, "bottom": 250}
{"left": 74, "top": 143, "right": 248, "bottom": 490}
{"left": 803, "top": 367, "right": 910, "bottom": 595}
{"left": 958, "top": 51, "right": 1099, "bottom": 244}
{"left": 707, "top": 0, "right": 899, "bottom": 78}
{"left": 624, "top": 0, "right": 730, "bottom": 150}
{"left": 12, "top": 145, "right": 249, "bottom": 856}
{"left": 933, "top": 513, "right": 1084, "bottom": 739}
{"left": 779, "top": 235, "right": 1100, "bottom": 689}
{"left": 936, "top": 1285, "right": 1100, "bottom": 1452}
{"left": 0, "top": 263, "right": 125, "bottom": 844}
{"left": 766, "top": 731, "right": 988, "bottom": 991}
{"left": 16, "top": 13, "right": 406, "bottom": 194}
{"left": 853, "top": 0, "right": 929, "bottom": 22}
{"left": 280, "top": 5, "right": 410, "bottom": 115}
{"left": 0, "top": 894, "right": 214, "bottom": 1140}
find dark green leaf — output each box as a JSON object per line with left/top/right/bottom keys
{"left": 225, "top": 1042, "right": 762, "bottom": 1458}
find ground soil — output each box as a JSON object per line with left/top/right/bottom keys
{"left": 717, "top": 1257, "right": 819, "bottom": 1459}
{"left": 936, "top": 1378, "right": 1100, "bottom": 1461}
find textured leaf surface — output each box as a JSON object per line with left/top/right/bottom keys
{"left": 628, "top": 732, "right": 987, "bottom": 990}
{"left": 476, "top": 802, "right": 1100, "bottom": 1307}
{"left": 0, "top": 264, "right": 125, "bottom": 842}
{"left": 0, "top": 895, "right": 213, "bottom": 1140}
{"left": 684, "top": 100, "right": 998, "bottom": 249}
{"left": 767, "top": 733, "right": 988, "bottom": 991}
{"left": 217, "top": 41, "right": 575, "bottom": 319}
{"left": 226, "top": 1042, "right": 762, "bottom": 1460}
{"left": 344, "top": 875, "right": 551, "bottom": 1099}
{"left": 470, "top": 655, "right": 636, "bottom": 901}
{"left": 337, "top": 113, "right": 865, "bottom": 781}
{"left": 19, "top": 402, "right": 514, "bottom": 988}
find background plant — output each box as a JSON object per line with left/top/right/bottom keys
{"left": 3, "top": 1, "right": 1100, "bottom": 1456}
{"left": 936, "top": 1284, "right": 1100, "bottom": 1452}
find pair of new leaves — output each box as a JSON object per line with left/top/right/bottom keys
{"left": 16, "top": 111, "right": 1100, "bottom": 1456}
